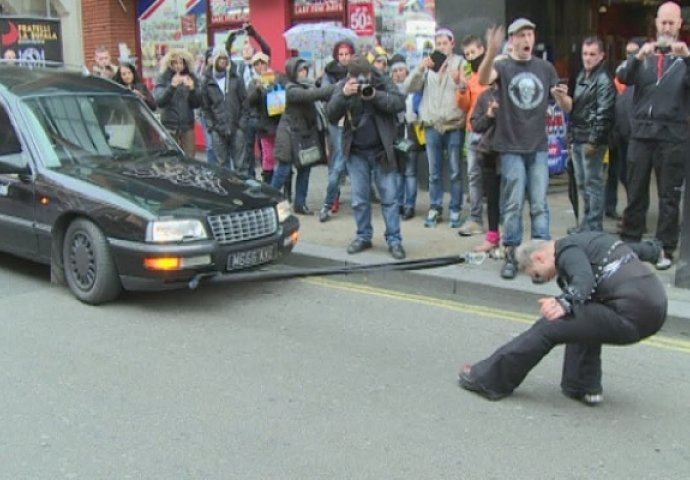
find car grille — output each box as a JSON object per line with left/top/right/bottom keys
{"left": 207, "top": 207, "right": 278, "bottom": 245}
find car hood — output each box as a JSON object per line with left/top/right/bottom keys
{"left": 51, "top": 156, "right": 282, "bottom": 217}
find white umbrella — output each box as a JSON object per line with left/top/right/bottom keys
{"left": 283, "top": 22, "right": 358, "bottom": 56}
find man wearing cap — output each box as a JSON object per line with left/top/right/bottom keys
{"left": 404, "top": 28, "right": 467, "bottom": 229}
{"left": 477, "top": 19, "right": 570, "bottom": 280}
{"left": 615, "top": 1, "right": 690, "bottom": 271}
{"left": 200, "top": 47, "right": 248, "bottom": 171}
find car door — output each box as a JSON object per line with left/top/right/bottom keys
{"left": 0, "top": 102, "right": 38, "bottom": 258}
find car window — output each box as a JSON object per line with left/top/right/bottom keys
{"left": 0, "top": 104, "right": 27, "bottom": 169}
{"left": 23, "top": 94, "right": 178, "bottom": 167}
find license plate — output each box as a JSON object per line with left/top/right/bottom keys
{"left": 227, "top": 245, "right": 277, "bottom": 271}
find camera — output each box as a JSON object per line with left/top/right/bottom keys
{"left": 655, "top": 43, "right": 672, "bottom": 54}
{"left": 356, "top": 74, "right": 374, "bottom": 98}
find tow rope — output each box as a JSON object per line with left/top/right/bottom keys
{"left": 188, "top": 252, "right": 487, "bottom": 290}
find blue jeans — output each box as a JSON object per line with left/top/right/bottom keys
{"left": 466, "top": 132, "right": 484, "bottom": 224}
{"left": 572, "top": 143, "right": 606, "bottom": 231}
{"left": 272, "top": 162, "right": 310, "bottom": 209}
{"left": 323, "top": 124, "right": 346, "bottom": 209}
{"left": 396, "top": 149, "right": 420, "bottom": 209}
{"left": 424, "top": 127, "right": 464, "bottom": 214}
{"left": 500, "top": 151, "right": 551, "bottom": 246}
{"left": 348, "top": 151, "right": 402, "bottom": 246}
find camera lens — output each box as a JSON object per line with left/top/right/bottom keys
{"left": 361, "top": 85, "right": 374, "bottom": 97}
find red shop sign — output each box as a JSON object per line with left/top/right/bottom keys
{"left": 293, "top": 0, "right": 344, "bottom": 17}
{"left": 348, "top": 0, "right": 374, "bottom": 37}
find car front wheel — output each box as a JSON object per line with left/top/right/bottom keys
{"left": 63, "top": 218, "right": 122, "bottom": 305}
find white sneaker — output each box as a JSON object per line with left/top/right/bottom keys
{"left": 655, "top": 251, "right": 672, "bottom": 271}
{"left": 458, "top": 220, "right": 484, "bottom": 236}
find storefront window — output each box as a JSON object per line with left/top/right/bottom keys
{"left": 138, "top": 0, "right": 208, "bottom": 90}
{"left": 209, "top": 0, "right": 249, "bottom": 24}
{"left": 1, "top": 0, "right": 60, "bottom": 17}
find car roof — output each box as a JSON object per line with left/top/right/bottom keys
{"left": 0, "top": 65, "right": 129, "bottom": 97}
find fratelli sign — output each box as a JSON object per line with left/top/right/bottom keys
{"left": 1, "top": 17, "right": 63, "bottom": 65}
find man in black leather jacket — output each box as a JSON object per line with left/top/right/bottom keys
{"left": 561, "top": 37, "right": 616, "bottom": 233}
{"left": 616, "top": 1, "right": 690, "bottom": 270}
{"left": 459, "top": 231, "right": 667, "bottom": 405}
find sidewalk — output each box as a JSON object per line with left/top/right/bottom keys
{"left": 289, "top": 164, "right": 690, "bottom": 324}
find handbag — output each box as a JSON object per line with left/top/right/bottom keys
{"left": 266, "top": 85, "right": 286, "bottom": 117}
{"left": 291, "top": 128, "right": 324, "bottom": 169}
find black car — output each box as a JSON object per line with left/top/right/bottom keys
{"left": 0, "top": 65, "right": 299, "bottom": 304}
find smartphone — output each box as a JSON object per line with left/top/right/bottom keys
{"left": 429, "top": 50, "right": 447, "bottom": 72}
{"left": 557, "top": 78, "right": 568, "bottom": 86}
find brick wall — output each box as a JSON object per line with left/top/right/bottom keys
{"left": 81, "top": 0, "right": 137, "bottom": 70}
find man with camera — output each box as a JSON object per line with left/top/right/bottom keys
{"left": 616, "top": 1, "right": 690, "bottom": 270}
{"left": 327, "top": 55, "right": 407, "bottom": 260}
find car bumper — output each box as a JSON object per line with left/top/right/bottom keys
{"left": 109, "top": 217, "right": 299, "bottom": 291}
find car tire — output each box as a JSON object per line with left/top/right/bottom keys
{"left": 63, "top": 218, "right": 122, "bottom": 305}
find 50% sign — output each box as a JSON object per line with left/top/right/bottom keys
{"left": 349, "top": 1, "right": 375, "bottom": 37}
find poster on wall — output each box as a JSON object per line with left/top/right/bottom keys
{"left": 349, "top": 0, "right": 375, "bottom": 37}
{"left": 0, "top": 17, "right": 63, "bottom": 66}
{"left": 293, "top": 0, "right": 345, "bottom": 18}
{"left": 377, "top": 1, "right": 434, "bottom": 68}
{"left": 138, "top": 0, "right": 208, "bottom": 90}
{"left": 210, "top": 0, "right": 249, "bottom": 25}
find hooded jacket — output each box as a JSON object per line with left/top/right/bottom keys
{"left": 327, "top": 69, "right": 406, "bottom": 171}
{"left": 569, "top": 61, "right": 616, "bottom": 145}
{"left": 200, "top": 50, "right": 248, "bottom": 137}
{"left": 154, "top": 49, "right": 201, "bottom": 131}
{"left": 616, "top": 53, "right": 690, "bottom": 142}
{"left": 273, "top": 58, "right": 336, "bottom": 164}
{"left": 403, "top": 53, "right": 466, "bottom": 132}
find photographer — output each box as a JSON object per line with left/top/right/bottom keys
{"left": 615, "top": 1, "right": 690, "bottom": 270}
{"left": 327, "top": 55, "right": 407, "bottom": 260}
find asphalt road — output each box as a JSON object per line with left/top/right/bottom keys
{"left": 1, "top": 254, "right": 689, "bottom": 479}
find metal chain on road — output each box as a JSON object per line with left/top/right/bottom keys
{"left": 188, "top": 252, "right": 487, "bottom": 290}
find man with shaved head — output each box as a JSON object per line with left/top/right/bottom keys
{"left": 616, "top": 1, "right": 690, "bottom": 270}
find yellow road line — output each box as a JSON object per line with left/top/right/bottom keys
{"left": 304, "top": 277, "right": 690, "bottom": 355}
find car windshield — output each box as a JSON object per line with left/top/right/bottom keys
{"left": 22, "top": 94, "right": 181, "bottom": 167}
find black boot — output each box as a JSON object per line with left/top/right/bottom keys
{"left": 500, "top": 246, "right": 518, "bottom": 280}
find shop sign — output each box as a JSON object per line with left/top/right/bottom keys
{"left": 349, "top": 0, "right": 375, "bottom": 37}
{"left": 1, "top": 17, "right": 63, "bottom": 65}
{"left": 293, "top": 0, "right": 344, "bottom": 17}
{"left": 210, "top": 0, "right": 249, "bottom": 24}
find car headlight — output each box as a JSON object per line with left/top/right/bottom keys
{"left": 146, "top": 219, "right": 208, "bottom": 243}
{"left": 276, "top": 200, "right": 292, "bottom": 223}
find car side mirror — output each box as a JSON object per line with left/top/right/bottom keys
{"left": 0, "top": 157, "right": 31, "bottom": 176}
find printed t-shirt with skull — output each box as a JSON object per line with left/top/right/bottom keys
{"left": 492, "top": 57, "right": 559, "bottom": 153}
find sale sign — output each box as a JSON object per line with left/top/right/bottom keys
{"left": 349, "top": 0, "right": 375, "bottom": 37}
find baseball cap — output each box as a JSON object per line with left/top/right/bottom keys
{"left": 507, "top": 18, "right": 536, "bottom": 35}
